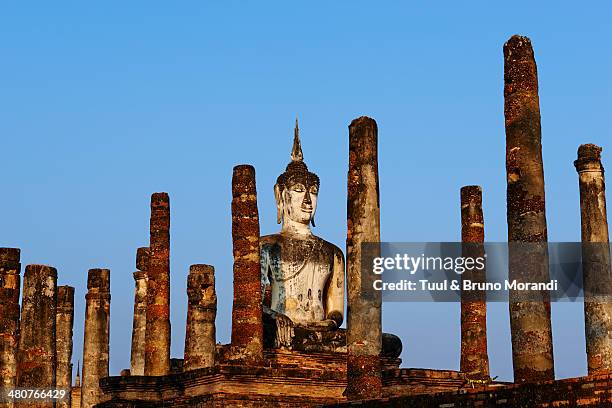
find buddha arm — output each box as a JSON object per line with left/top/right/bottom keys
{"left": 325, "top": 248, "right": 345, "bottom": 327}
{"left": 260, "top": 245, "right": 272, "bottom": 309}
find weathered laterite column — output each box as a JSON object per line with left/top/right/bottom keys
{"left": 16, "top": 265, "right": 57, "bottom": 406}
{"left": 346, "top": 116, "right": 382, "bottom": 400}
{"left": 504, "top": 34, "right": 554, "bottom": 383}
{"left": 230, "top": 165, "right": 264, "bottom": 363}
{"left": 460, "top": 186, "right": 490, "bottom": 379}
{"left": 56, "top": 286, "right": 75, "bottom": 408}
{"left": 0, "top": 248, "right": 21, "bottom": 401}
{"left": 130, "top": 247, "right": 149, "bottom": 376}
{"left": 70, "top": 363, "right": 81, "bottom": 408}
{"left": 184, "top": 264, "right": 217, "bottom": 370}
{"left": 574, "top": 144, "right": 612, "bottom": 374}
{"left": 145, "top": 193, "right": 171, "bottom": 376}
{"left": 81, "top": 269, "right": 110, "bottom": 408}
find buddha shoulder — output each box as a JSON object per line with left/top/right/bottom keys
{"left": 260, "top": 233, "right": 344, "bottom": 262}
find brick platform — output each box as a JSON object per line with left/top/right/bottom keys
{"left": 327, "top": 373, "right": 612, "bottom": 407}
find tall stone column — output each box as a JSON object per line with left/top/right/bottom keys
{"left": 16, "top": 264, "right": 57, "bottom": 406}
{"left": 144, "top": 193, "right": 171, "bottom": 376}
{"left": 230, "top": 165, "right": 263, "bottom": 363}
{"left": 130, "top": 247, "right": 149, "bottom": 376}
{"left": 459, "top": 186, "right": 490, "bottom": 379}
{"left": 81, "top": 269, "right": 110, "bottom": 408}
{"left": 346, "top": 116, "right": 382, "bottom": 400}
{"left": 56, "top": 286, "right": 75, "bottom": 408}
{"left": 0, "top": 248, "right": 21, "bottom": 402}
{"left": 574, "top": 144, "right": 612, "bottom": 374}
{"left": 70, "top": 363, "right": 81, "bottom": 408}
{"left": 184, "top": 264, "right": 217, "bottom": 370}
{"left": 504, "top": 35, "right": 554, "bottom": 383}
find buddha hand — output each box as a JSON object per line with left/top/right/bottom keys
{"left": 297, "top": 319, "right": 338, "bottom": 332}
{"left": 275, "top": 313, "right": 295, "bottom": 347}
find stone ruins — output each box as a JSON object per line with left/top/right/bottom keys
{"left": 2, "top": 34, "right": 612, "bottom": 407}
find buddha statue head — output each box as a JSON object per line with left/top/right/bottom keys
{"left": 275, "top": 119, "right": 320, "bottom": 230}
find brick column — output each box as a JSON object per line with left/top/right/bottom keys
{"left": 70, "top": 364, "right": 81, "bottom": 408}
{"left": 184, "top": 264, "right": 217, "bottom": 370}
{"left": 504, "top": 34, "right": 554, "bottom": 383}
{"left": 0, "top": 248, "right": 21, "bottom": 403}
{"left": 16, "top": 264, "right": 57, "bottom": 407}
{"left": 230, "top": 165, "right": 263, "bottom": 363}
{"left": 460, "top": 186, "right": 490, "bottom": 379}
{"left": 574, "top": 144, "right": 612, "bottom": 374}
{"left": 56, "top": 286, "right": 75, "bottom": 408}
{"left": 81, "top": 269, "right": 110, "bottom": 408}
{"left": 144, "top": 193, "right": 171, "bottom": 376}
{"left": 346, "top": 116, "right": 382, "bottom": 400}
{"left": 130, "top": 247, "right": 149, "bottom": 376}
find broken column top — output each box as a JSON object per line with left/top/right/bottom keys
{"left": 349, "top": 115, "right": 378, "bottom": 130}
{"left": 504, "top": 35, "right": 534, "bottom": 58}
{"left": 57, "top": 285, "right": 75, "bottom": 305}
{"left": 87, "top": 268, "right": 110, "bottom": 291}
{"left": 460, "top": 185, "right": 482, "bottom": 203}
{"left": 151, "top": 192, "right": 169, "bottom": 204}
{"left": 136, "top": 247, "right": 150, "bottom": 271}
{"left": 188, "top": 264, "right": 215, "bottom": 286}
{"left": 348, "top": 117, "right": 378, "bottom": 166}
{"left": 503, "top": 34, "right": 538, "bottom": 94}
{"left": 460, "top": 185, "right": 484, "bottom": 245}
{"left": 187, "top": 264, "right": 215, "bottom": 309}
{"left": 575, "top": 144, "right": 604, "bottom": 172}
{"left": 0, "top": 248, "right": 20, "bottom": 263}
{"left": 232, "top": 165, "right": 256, "bottom": 195}
{"left": 25, "top": 264, "right": 57, "bottom": 278}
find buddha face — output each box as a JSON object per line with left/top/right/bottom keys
{"left": 276, "top": 180, "right": 318, "bottom": 226}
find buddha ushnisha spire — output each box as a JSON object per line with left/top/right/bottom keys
{"left": 291, "top": 117, "right": 303, "bottom": 162}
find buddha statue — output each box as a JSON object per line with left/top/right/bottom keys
{"left": 260, "top": 120, "right": 345, "bottom": 348}
{"left": 260, "top": 121, "right": 402, "bottom": 358}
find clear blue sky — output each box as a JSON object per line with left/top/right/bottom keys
{"left": 1, "top": 2, "right": 610, "bottom": 382}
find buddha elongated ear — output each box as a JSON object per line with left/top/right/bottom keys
{"left": 274, "top": 184, "right": 283, "bottom": 224}
{"left": 311, "top": 196, "right": 317, "bottom": 227}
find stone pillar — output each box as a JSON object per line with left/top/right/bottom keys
{"left": 184, "top": 264, "right": 217, "bottom": 370}
{"left": 574, "top": 144, "right": 612, "bottom": 374}
{"left": 144, "top": 193, "right": 171, "bottom": 376}
{"left": 81, "top": 269, "right": 110, "bottom": 408}
{"left": 346, "top": 116, "right": 382, "bottom": 400}
{"left": 70, "top": 363, "right": 81, "bottom": 408}
{"left": 56, "top": 286, "right": 75, "bottom": 408}
{"left": 460, "top": 186, "right": 490, "bottom": 379}
{"left": 130, "top": 247, "right": 149, "bottom": 376}
{"left": 230, "top": 165, "right": 263, "bottom": 362}
{"left": 16, "top": 265, "right": 57, "bottom": 406}
{"left": 504, "top": 35, "right": 554, "bottom": 383}
{"left": 0, "top": 248, "right": 21, "bottom": 401}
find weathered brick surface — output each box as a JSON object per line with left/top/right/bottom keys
{"left": 71, "top": 364, "right": 81, "bottom": 408}
{"left": 504, "top": 34, "right": 554, "bottom": 383}
{"left": 575, "top": 144, "right": 612, "bottom": 375}
{"left": 145, "top": 193, "right": 171, "bottom": 376}
{"left": 184, "top": 264, "right": 217, "bottom": 370}
{"left": 327, "top": 373, "right": 612, "bottom": 407}
{"left": 230, "top": 165, "right": 263, "bottom": 363}
{"left": 56, "top": 285, "right": 75, "bottom": 408}
{"left": 82, "top": 268, "right": 110, "bottom": 408}
{"left": 16, "top": 264, "right": 57, "bottom": 408}
{"left": 459, "top": 186, "right": 489, "bottom": 379}
{"left": 0, "top": 247, "right": 21, "bottom": 405}
{"left": 346, "top": 116, "right": 382, "bottom": 400}
{"left": 131, "top": 247, "right": 149, "bottom": 376}
{"left": 96, "top": 348, "right": 465, "bottom": 408}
